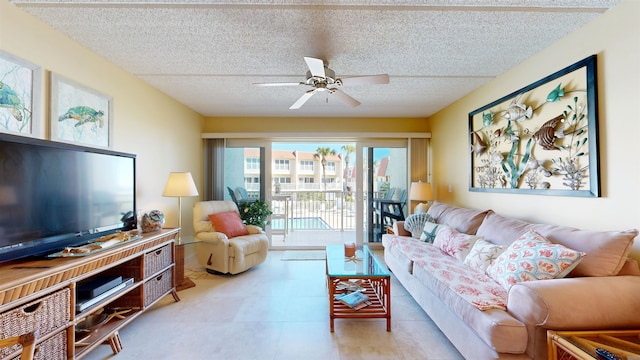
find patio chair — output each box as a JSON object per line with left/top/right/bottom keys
{"left": 236, "top": 187, "right": 257, "bottom": 204}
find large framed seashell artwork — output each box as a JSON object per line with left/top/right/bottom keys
{"left": 468, "top": 55, "right": 599, "bottom": 197}
{"left": 50, "top": 72, "right": 113, "bottom": 148}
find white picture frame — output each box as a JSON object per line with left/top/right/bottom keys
{"left": 0, "top": 50, "right": 43, "bottom": 138}
{"left": 50, "top": 73, "right": 113, "bottom": 148}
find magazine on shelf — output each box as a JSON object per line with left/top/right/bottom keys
{"left": 335, "top": 291, "right": 370, "bottom": 309}
{"left": 76, "top": 277, "right": 134, "bottom": 312}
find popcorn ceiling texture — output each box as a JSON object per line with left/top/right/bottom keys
{"left": 12, "top": 0, "right": 619, "bottom": 117}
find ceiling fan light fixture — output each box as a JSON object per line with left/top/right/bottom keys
{"left": 254, "top": 56, "right": 388, "bottom": 110}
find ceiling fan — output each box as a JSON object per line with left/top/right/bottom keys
{"left": 252, "top": 57, "right": 389, "bottom": 110}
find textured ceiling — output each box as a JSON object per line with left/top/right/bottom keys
{"left": 12, "top": 0, "right": 620, "bottom": 118}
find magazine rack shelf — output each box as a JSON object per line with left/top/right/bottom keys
{"left": 0, "top": 228, "right": 180, "bottom": 359}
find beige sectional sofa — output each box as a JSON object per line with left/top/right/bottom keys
{"left": 382, "top": 201, "right": 640, "bottom": 359}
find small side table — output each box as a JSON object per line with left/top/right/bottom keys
{"left": 175, "top": 237, "right": 201, "bottom": 291}
{"left": 547, "top": 329, "right": 640, "bottom": 360}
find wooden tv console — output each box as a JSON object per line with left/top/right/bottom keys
{"left": 0, "top": 228, "right": 180, "bottom": 359}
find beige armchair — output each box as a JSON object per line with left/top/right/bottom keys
{"left": 193, "top": 201, "right": 268, "bottom": 275}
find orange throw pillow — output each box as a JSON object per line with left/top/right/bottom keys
{"left": 208, "top": 211, "right": 249, "bottom": 238}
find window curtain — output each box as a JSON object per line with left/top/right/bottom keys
{"left": 409, "top": 138, "right": 430, "bottom": 183}
{"left": 204, "top": 138, "right": 225, "bottom": 200}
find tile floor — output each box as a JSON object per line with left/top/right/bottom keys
{"left": 83, "top": 250, "right": 464, "bottom": 360}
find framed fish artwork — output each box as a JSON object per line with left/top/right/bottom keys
{"left": 468, "top": 55, "right": 599, "bottom": 197}
{"left": 0, "top": 50, "right": 43, "bottom": 138}
{"left": 50, "top": 73, "right": 112, "bottom": 148}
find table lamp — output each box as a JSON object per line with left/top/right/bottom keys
{"left": 409, "top": 181, "right": 433, "bottom": 214}
{"left": 162, "top": 172, "right": 199, "bottom": 240}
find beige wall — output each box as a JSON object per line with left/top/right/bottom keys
{"left": 428, "top": 0, "right": 640, "bottom": 260}
{"left": 0, "top": 0, "right": 204, "bottom": 237}
{"left": 203, "top": 117, "right": 428, "bottom": 133}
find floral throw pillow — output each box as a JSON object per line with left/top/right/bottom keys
{"left": 404, "top": 213, "right": 435, "bottom": 238}
{"left": 433, "top": 227, "right": 481, "bottom": 261}
{"left": 463, "top": 239, "right": 506, "bottom": 272}
{"left": 420, "top": 221, "right": 450, "bottom": 243}
{"left": 486, "top": 229, "right": 586, "bottom": 290}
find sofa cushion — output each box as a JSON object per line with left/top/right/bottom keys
{"left": 486, "top": 230, "right": 585, "bottom": 289}
{"left": 427, "top": 201, "right": 491, "bottom": 235}
{"left": 433, "top": 227, "right": 481, "bottom": 261}
{"left": 477, "top": 211, "right": 638, "bottom": 277}
{"left": 412, "top": 252, "right": 527, "bottom": 353}
{"left": 209, "top": 211, "right": 249, "bottom": 238}
{"left": 404, "top": 213, "right": 434, "bottom": 238}
{"left": 463, "top": 239, "right": 506, "bottom": 272}
{"left": 533, "top": 225, "right": 638, "bottom": 277}
{"left": 475, "top": 211, "right": 537, "bottom": 247}
{"left": 419, "top": 221, "right": 449, "bottom": 242}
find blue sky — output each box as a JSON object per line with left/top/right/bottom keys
{"left": 272, "top": 142, "right": 390, "bottom": 161}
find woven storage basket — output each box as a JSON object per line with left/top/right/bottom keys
{"left": 0, "top": 288, "right": 70, "bottom": 358}
{"left": 144, "top": 244, "right": 172, "bottom": 278}
{"left": 144, "top": 268, "right": 172, "bottom": 306}
{"left": 32, "top": 330, "right": 67, "bottom": 360}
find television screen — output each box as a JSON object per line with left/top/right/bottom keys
{"left": 0, "top": 134, "right": 136, "bottom": 262}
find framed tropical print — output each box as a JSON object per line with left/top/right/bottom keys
{"left": 50, "top": 73, "right": 112, "bottom": 148}
{"left": 0, "top": 50, "right": 42, "bottom": 137}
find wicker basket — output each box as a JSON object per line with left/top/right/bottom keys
{"left": 0, "top": 288, "right": 70, "bottom": 358}
{"left": 33, "top": 330, "right": 67, "bottom": 360}
{"left": 144, "top": 269, "right": 172, "bottom": 306}
{"left": 143, "top": 244, "right": 172, "bottom": 278}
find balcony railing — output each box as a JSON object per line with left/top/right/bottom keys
{"left": 266, "top": 189, "right": 398, "bottom": 233}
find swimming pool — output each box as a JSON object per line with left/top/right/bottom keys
{"left": 271, "top": 217, "right": 332, "bottom": 230}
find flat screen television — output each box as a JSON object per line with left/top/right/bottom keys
{"left": 0, "top": 133, "right": 136, "bottom": 263}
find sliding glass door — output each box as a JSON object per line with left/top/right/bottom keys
{"left": 356, "top": 141, "right": 408, "bottom": 246}
{"left": 221, "top": 139, "right": 410, "bottom": 249}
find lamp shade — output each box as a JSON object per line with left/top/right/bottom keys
{"left": 162, "top": 172, "right": 199, "bottom": 197}
{"left": 409, "top": 182, "right": 433, "bottom": 202}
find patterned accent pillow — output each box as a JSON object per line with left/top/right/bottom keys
{"left": 463, "top": 239, "right": 506, "bottom": 272}
{"left": 433, "top": 227, "right": 481, "bottom": 261}
{"left": 420, "top": 221, "right": 450, "bottom": 243}
{"left": 486, "top": 229, "right": 586, "bottom": 290}
{"left": 404, "top": 213, "right": 435, "bottom": 238}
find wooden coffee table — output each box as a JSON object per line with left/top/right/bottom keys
{"left": 325, "top": 245, "right": 391, "bottom": 332}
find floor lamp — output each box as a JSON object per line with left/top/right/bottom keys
{"left": 162, "top": 172, "right": 199, "bottom": 242}
{"left": 409, "top": 181, "right": 433, "bottom": 214}
{"left": 163, "top": 172, "right": 199, "bottom": 291}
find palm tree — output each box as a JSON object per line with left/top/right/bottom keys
{"left": 341, "top": 144, "right": 356, "bottom": 192}
{"left": 314, "top": 146, "right": 337, "bottom": 191}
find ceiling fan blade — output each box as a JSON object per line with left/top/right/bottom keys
{"left": 304, "top": 57, "right": 326, "bottom": 78}
{"left": 330, "top": 88, "right": 361, "bottom": 108}
{"left": 289, "top": 90, "right": 317, "bottom": 110}
{"left": 338, "top": 74, "right": 390, "bottom": 86}
{"left": 252, "top": 82, "right": 303, "bottom": 87}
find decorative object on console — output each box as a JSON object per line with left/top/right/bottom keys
{"left": 469, "top": 55, "right": 599, "bottom": 197}
{"left": 0, "top": 50, "right": 42, "bottom": 138}
{"left": 141, "top": 210, "right": 165, "bottom": 233}
{"left": 50, "top": 72, "right": 112, "bottom": 148}
{"left": 409, "top": 181, "right": 433, "bottom": 214}
{"left": 162, "top": 172, "right": 199, "bottom": 240}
